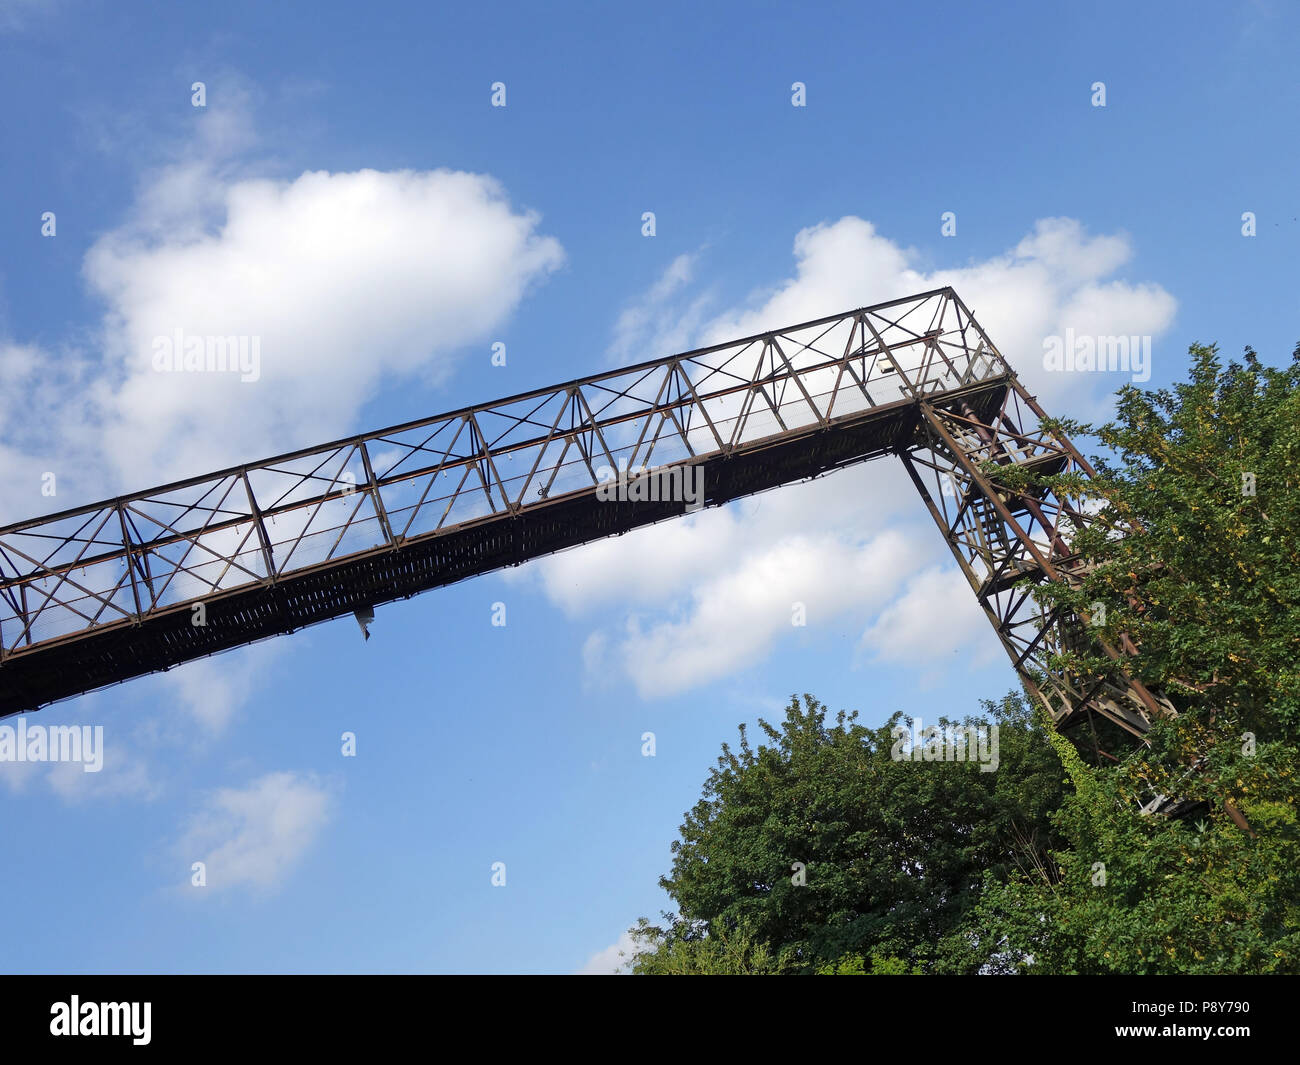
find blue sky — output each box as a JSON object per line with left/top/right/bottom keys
{"left": 0, "top": 0, "right": 1296, "bottom": 974}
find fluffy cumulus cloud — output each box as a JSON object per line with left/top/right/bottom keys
{"left": 693, "top": 216, "right": 1175, "bottom": 412}
{"left": 0, "top": 98, "right": 564, "bottom": 520}
{"left": 175, "top": 770, "right": 334, "bottom": 894}
{"left": 591, "top": 527, "right": 928, "bottom": 699}
{"left": 523, "top": 215, "right": 1177, "bottom": 697}
{"left": 858, "top": 566, "right": 1004, "bottom": 681}
{"left": 85, "top": 166, "right": 563, "bottom": 485}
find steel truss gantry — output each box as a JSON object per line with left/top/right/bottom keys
{"left": 0, "top": 286, "right": 1174, "bottom": 748}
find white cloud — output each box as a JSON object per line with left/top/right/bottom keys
{"left": 0, "top": 94, "right": 565, "bottom": 522}
{"left": 46, "top": 739, "right": 160, "bottom": 803}
{"left": 1059, "top": 279, "right": 1177, "bottom": 345}
{"left": 607, "top": 250, "right": 714, "bottom": 366}
{"left": 514, "top": 458, "right": 938, "bottom": 698}
{"left": 523, "top": 215, "right": 1177, "bottom": 697}
{"left": 0, "top": 751, "right": 44, "bottom": 793}
{"left": 859, "top": 566, "right": 1004, "bottom": 685}
{"left": 697, "top": 216, "right": 1176, "bottom": 416}
{"left": 515, "top": 455, "right": 919, "bottom": 615}
{"left": 699, "top": 217, "right": 919, "bottom": 348}
{"left": 176, "top": 770, "right": 334, "bottom": 894}
{"left": 602, "top": 527, "right": 927, "bottom": 699}
{"left": 153, "top": 640, "right": 286, "bottom": 737}
{"left": 0, "top": 340, "right": 102, "bottom": 514}
{"left": 0, "top": 720, "right": 159, "bottom": 802}
{"left": 575, "top": 930, "right": 639, "bottom": 975}
{"left": 85, "top": 164, "right": 564, "bottom": 486}
{"left": 1012, "top": 217, "right": 1131, "bottom": 286}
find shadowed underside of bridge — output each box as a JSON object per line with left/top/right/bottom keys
{"left": 0, "top": 287, "right": 1174, "bottom": 753}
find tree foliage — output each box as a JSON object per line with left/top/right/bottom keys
{"left": 959, "top": 343, "right": 1300, "bottom": 974}
{"left": 1009, "top": 343, "right": 1300, "bottom": 744}
{"left": 634, "top": 342, "right": 1300, "bottom": 974}
{"left": 632, "top": 693, "right": 1063, "bottom": 974}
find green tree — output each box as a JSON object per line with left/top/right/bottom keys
{"left": 959, "top": 342, "right": 1300, "bottom": 974}
{"left": 1010, "top": 343, "right": 1300, "bottom": 745}
{"left": 627, "top": 918, "right": 791, "bottom": 975}
{"left": 634, "top": 342, "right": 1300, "bottom": 974}
{"left": 959, "top": 714, "right": 1300, "bottom": 973}
{"left": 815, "top": 952, "right": 921, "bottom": 975}
{"left": 633, "top": 692, "right": 1064, "bottom": 974}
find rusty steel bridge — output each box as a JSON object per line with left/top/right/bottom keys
{"left": 0, "top": 287, "right": 1174, "bottom": 750}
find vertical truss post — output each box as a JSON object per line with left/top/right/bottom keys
{"left": 117, "top": 503, "right": 143, "bottom": 623}
{"left": 359, "top": 440, "right": 397, "bottom": 546}
{"left": 242, "top": 471, "right": 277, "bottom": 583}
